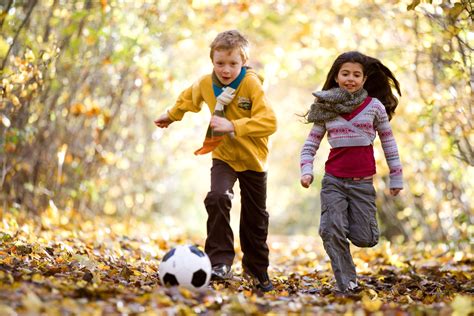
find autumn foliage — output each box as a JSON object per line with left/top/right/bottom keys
{"left": 0, "top": 0, "right": 473, "bottom": 314}
{"left": 0, "top": 210, "right": 473, "bottom": 314}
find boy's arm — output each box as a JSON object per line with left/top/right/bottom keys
{"left": 154, "top": 112, "right": 172, "bottom": 128}
{"left": 374, "top": 102, "right": 403, "bottom": 190}
{"left": 166, "top": 80, "right": 205, "bottom": 122}
{"left": 231, "top": 77, "right": 277, "bottom": 137}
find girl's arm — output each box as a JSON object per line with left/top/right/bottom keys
{"left": 300, "top": 123, "right": 326, "bottom": 187}
{"left": 374, "top": 102, "right": 403, "bottom": 190}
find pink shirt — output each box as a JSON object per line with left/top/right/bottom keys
{"left": 325, "top": 97, "right": 375, "bottom": 178}
{"left": 300, "top": 96, "right": 403, "bottom": 188}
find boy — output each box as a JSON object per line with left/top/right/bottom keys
{"left": 154, "top": 30, "right": 277, "bottom": 292}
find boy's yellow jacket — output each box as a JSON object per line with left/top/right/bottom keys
{"left": 167, "top": 69, "right": 277, "bottom": 172}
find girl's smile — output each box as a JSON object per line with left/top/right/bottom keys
{"left": 335, "top": 62, "right": 367, "bottom": 93}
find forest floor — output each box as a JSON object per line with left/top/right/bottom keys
{"left": 0, "top": 209, "right": 472, "bottom": 315}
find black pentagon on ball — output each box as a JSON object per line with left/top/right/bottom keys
{"left": 162, "top": 273, "right": 179, "bottom": 286}
{"left": 191, "top": 269, "right": 207, "bottom": 287}
{"left": 189, "top": 245, "right": 205, "bottom": 257}
{"left": 162, "top": 248, "right": 176, "bottom": 262}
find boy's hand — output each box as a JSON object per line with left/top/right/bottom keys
{"left": 154, "top": 113, "right": 172, "bottom": 128}
{"left": 390, "top": 188, "right": 402, "bottom": 196}
{"left": 300, "top": 175, "right": 313, "bottom": 188}
{"left": 216, "top": 87, "right": 236, "bottom": 106}
{"left": 210, "top": 116, "right": 234, "bottom": 133}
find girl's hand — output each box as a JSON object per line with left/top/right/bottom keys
{"left": 390, "top": 188, "right": 402, "bottom": 196}
{"left": 210, "top": 116, "right": 234, "bottom": 133}
{"left": 300, "top": 175, "right": 313, "bottom": 188}
{"left": 154, "top": 113, "right": 172, "bottom": 128}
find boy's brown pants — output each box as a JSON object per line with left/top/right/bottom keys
{"left": 204, "top": 159, "right": 269, "bottom": 275}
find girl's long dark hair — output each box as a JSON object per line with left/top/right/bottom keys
{"left": 322, "top": 51, "right": 401, "bottom": 120}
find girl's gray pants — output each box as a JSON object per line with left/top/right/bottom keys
{"left": 319, "top": 173, "right": 379, "bottom": 292}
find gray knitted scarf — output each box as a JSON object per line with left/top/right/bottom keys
{"left": 307, "top": 87, "right": 368, "bottom": 125}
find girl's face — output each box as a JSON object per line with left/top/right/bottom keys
{"left": 212, "top": 48, "right": 244, "bottom": 85}
{"left": 335, "top": 62, "right": 367, "bottom": 93}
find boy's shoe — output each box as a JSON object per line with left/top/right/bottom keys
{"left": 211, "top": 264, "right": 233, "bottom": 280}
{"left": 242, "top": 266, "right": 274, "bottom": 292}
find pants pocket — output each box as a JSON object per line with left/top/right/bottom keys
{"left": 318, "top": 203, "right": 330, "bottom": 239}
{"left": 369, "top": 214, "right": 379, "bottom": 246}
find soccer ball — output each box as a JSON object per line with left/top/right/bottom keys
{"left": 159, "top": 245, "right": 212, "bottom": 291}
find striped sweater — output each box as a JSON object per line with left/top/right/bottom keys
{"left": 300, "top": 97, "right": 403, "bottom": 188}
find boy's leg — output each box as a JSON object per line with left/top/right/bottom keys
{"left": 204, "top": 159, "right": 237, "bottom": 267}
{"left": 238, "top": 170, "right": 269, "bottom": 275}
{"left": 346, "top": 180, "right": 378, "bottom": 248}
{"left": 319, "top": 174, "right": 357, "bottom": 292}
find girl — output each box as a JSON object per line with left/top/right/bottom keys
{"left": 300, "top": 51, "right": 403, "bottom": 293}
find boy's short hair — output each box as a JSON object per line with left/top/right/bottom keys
{"left": 210, "top": 30, "right": 250, "bottom": 63}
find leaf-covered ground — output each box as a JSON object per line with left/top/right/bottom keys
{"left": 0, "top": 209, "right": 472, "bottom": 315}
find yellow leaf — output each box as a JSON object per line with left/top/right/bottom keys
{"left": 70, "top": 103, "right": 86, "bottom": 115}
{"left": 179, "top": 287, "right": 194, "bottom": 298}
{"left": 463, "top": 272, "right": 472, "bottom": 280}
{"left": 451, "top": 295, "right": 474, "bottom": 316}
{"left": 213, "top": 283, "right": 225, "bottom": 290}
{"left": 0, "top": 304, "right": 16, "bottom": 316}
{"left": 0, "top": 37, "right": 9, "bottom": 59}
{"left": 367, "top": 288, "right": 378, "bottom": 299}
{"left": 407, "top": 0, "right": 420, "bottom": 10}
{"left": 154, "top": 294, "right": 173, "bottom": 306}
{"left": 86, "top": 102, "right": 101, "bottom": 116}
{"left": 145, "top": 265, "right": 156, "bottom": 274}
{"left": 22, "top": 290, "right": 43, "bottom": 313}
{"left": 102, "top": 57, "right": 112, "bottom": 65}
{"left": 42, "top": 52, "right": 51, "bottom": 61}
{"left": 98, "top": 263, "right": 110, "bottom": 271}
{"left": 76, "top": 280, "right": 88, "bottom": 287}
{"left": 9, "top": 95, "right": 20, "bottom": 107}
{"left": 5, "top": 83, "right": 13, "bottom": 95}
{"left": 362, "top": 295, "right": 383, "bottom": 312}
{"left": 243, "top": 290, "right": 253, "bottom": 297}
{"left": 448, "top": 3, "right": 466, "bottom": 19}
{"left": 86, "top": 34, "right": 97, "bottom": 46}
{"left": 28, "top": 82, "right": 38, "bottom": 92}
{"left": 31, "top": 273, "right": 45, "bottom": 283}
{"left": 25, "top": 49, "right": 35, "bottom": 62}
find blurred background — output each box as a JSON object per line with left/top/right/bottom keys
{"left": 0, "top": 0, "right": 472, "bottom": 244}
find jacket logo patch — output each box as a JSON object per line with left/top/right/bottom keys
{"left": 238, "top": 97, "right": 252, "bottom": 110}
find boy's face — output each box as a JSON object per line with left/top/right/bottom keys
{"left": 212, "top": 48, "right": 244, "bottom": 85}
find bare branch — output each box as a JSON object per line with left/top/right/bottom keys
{"left": 0, "top": 0, "right": 38, "bottom": 71}
{"left": 0, "top": 0, "right": 14, "bottom": 31}
{"left": 43, "top": 0, "right": 58, "bottom": 43}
